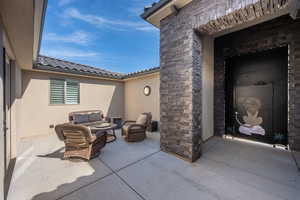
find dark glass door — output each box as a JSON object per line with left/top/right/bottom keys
{"left": 225, "top": 47, "right": 288, "bottom": 145}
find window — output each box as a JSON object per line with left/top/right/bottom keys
{"left": 50, "top": 79, "right": 80, "bottom": 105}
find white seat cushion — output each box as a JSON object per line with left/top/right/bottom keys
{"left": 136, "top": 114, "right": 147, "bottom": 125}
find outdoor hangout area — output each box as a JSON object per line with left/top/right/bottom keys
{"left": 55, "top": 111, "right": 153, "bottom": 160}
{"left": 2, "top": 0, "right": 300, "bottom": 200}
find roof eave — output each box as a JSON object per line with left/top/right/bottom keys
{"left": 33, "top": 0, "right": 48, "bottom": 62}
{"left": 0, "top": 0, "right": 47, "bottom": 69}
{"left": 34, "top": 64, "right": 160, "bottom": 81}
{"left": 122, "top": 67, "right": 160, "bottom": 79}
{"left": 34, "top": 64, "right": 124, "bottom": 80}
{"left": 141, "top": 0, "right": 193, "bottom": 28}
{"left": 141, "top": 0, "right": 172, "bottom": 20}
{"left": 35, "top": 56, "right": 159, "bottom": 80}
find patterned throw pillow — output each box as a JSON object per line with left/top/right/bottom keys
{"left": 89, "top": 112, "right": 101, "bottom": 122}
{"left": 73, "top": 114, "right": 89, "bottom": 124}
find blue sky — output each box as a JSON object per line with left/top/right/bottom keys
{"left": 40, "top": 0, "right": 159, "bottom": 73}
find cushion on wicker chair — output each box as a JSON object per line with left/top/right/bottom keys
{"left": 73, "top": 114, "right": 89, "bottom": 124}
{"left": 88, "top": 112, "right": 102, "bottom": 122}
{"left": 136, "top": 114, "right": 147, "bottom": 125}
{"left": 122, "top": 124, "right": 143, "bottom": 133}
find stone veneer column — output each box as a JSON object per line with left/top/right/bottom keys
{"left": 160, "top": 12, "right": 202, "bottom": 162}
{"left": 290, "top": 20, "right": 300, "bottom": 151}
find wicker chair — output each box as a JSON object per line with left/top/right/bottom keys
{"left": 122, "top": 113, "right": 152, "bottom": 142}
{"left": 55, "top": 123, "right": 106, "bottom": 160}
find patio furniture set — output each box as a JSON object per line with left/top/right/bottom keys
{"left": 55, "top": 110, "right": 152, "bottom": 160}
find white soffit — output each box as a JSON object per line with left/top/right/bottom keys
{"left": 146, "top": 0, "right": 193, "bottom": 28}
{"left": 33, "top": 0, "right": 47, "bottom": 62}
{"left": 0, "top": 0, "right": 47, "bottom": 69}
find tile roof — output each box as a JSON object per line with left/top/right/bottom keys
{"left": 123, "top": 67, "right": 160, "bottom": 79}
{"left": 35, "top": 55, "right": 159, "bottom": 80}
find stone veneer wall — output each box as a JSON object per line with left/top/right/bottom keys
{"left": 160, "top": 0, "right": 300, "bottom": 161}
{"left": 160, "top": 1, "right": 204, "bottom": 162}
{"left": 214, "top": 15, "right": 300, "bottom": 151}
{"left": 159, "top": 0, "right": 272, "bottom": 161}
{"left": 159, "top": 0, "right": 238, "bottom": 161}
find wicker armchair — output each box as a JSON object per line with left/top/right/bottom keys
{"left": 122, "top": 113, "right": 152, "bottom": 142}
{"left": 55, "top": 123, "right": 106, "bottom": 160}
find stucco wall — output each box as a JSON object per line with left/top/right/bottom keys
{"left": 124, "top": 74, "right": 160, "bottom": 122}
{"left": 0, "top": 21, "right": 5, "bottom": 200}
{"left": 19, "top": 70, "right": 124, "bottom": 138}
{"left": 10, "top": 61, "right": 22, "bottom": 159}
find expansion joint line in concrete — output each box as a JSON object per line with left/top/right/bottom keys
{"left": 100, "top": 150, "right": 161, "bottom": 200}
{"left": 55, "top": 150, "right": 160, "bottom": 200}
{"left": 115, "top": 150, "right": 161, "bottom": 173}
{"left": 291, "top": 151, "right": 300, "bottom": 172}
{"left": 55, "top": 172, "right": 114, "bottom": 200}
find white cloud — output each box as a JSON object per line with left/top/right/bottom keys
{"left": 58, "top": 0, "right": 75, "bottom": 6}
{"left": 41, "top": 47, "right": 99, "bottom": 59}
{"left": 136, "top": 26, "right": 157, "bottom": 32}
{"left": 127, "top": 0, "right": 155, "bottom": 16}
{"left": 64, "top": 8, "right": 157, "bottom": 32}
{"left": 128, "top": 6, "right": 143, "bottom": 16}
{"left": 44, "top": 31, "right": 92, "bottom": 45}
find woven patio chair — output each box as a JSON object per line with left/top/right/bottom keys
{"left": 55, "top": 123, "right": 106, "bottom": 160}
{"left": 122, "top": 113, "right": 152, "bottom": 142}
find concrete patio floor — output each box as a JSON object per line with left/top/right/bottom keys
{"left": 7, "top": 130, "right": 300, "bottom": 200}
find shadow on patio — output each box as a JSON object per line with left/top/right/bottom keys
{"left": 7, "top": 131, "right": 300, "bottom": 200}
{"left": 7, "top": 130, "right": 160, "bottom": 200}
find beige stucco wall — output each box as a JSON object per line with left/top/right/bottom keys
{"left": 19, "top": 70, "right": 124, "bottom": 138}
{"left": 124, "top": 73, "right": 160, "bottom": 122}
{"left": 10, "top": 61, "right": 22, "bottom": 158}
{"left": 0, "top": 22, "right": 5, "bottom": 199}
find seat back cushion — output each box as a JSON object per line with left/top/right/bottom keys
{"left": 136, "top": 114, "right": 147, "bottom": 125}
{"left": 73, "top": 114, "right": 89, "bottom": 124}
{"left": 88, "top": 112, "right": 102, "bottom": 122}
{"left": 69, "top": 110, "right": 103, "bottom": 123}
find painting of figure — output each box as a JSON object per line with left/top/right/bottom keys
{"left": 237, "top": 97, "right": 265, "bottom": 136}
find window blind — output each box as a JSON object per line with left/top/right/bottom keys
{"left": 50, "top": 79, "right": 65, "bottom": 104}
{"left": 66, "top": 80, "right": 79, "bottom": 104}
{"left": 50, "top": 79, "right": 79, "bottom": 105}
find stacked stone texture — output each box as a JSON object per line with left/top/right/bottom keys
{"left": 160, "top": 2, "right": 202, "bottom": 161}
{"left": 160, "top": 0, "right": 300, "bottom": 161}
